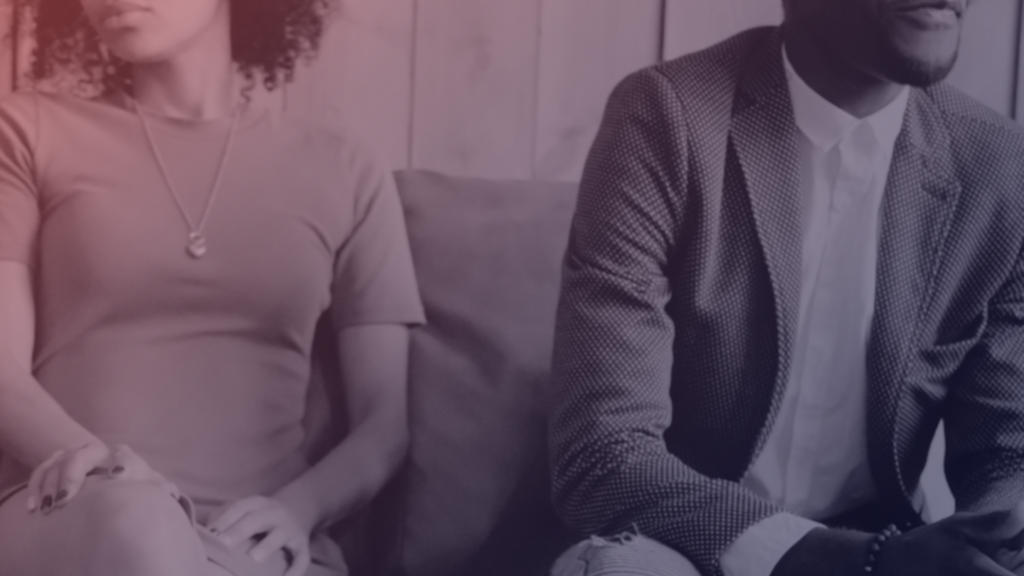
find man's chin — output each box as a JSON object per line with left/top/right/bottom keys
{"left": 877, "top": 42, "right": 959, "bottom": 87}
{"left": 875, "top": 22, "right": 961, "bottom": 87}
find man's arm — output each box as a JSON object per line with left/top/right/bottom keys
{"left": 549, "top": 66, "right": 785, "bottom": 576}
{"left": 945, "top": 242, "right": 1024, "bottom": 512}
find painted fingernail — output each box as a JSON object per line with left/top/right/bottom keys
{"left": 25, "top": 495, "right": 36, "bottom": 511}
{"left": 111, "top": 466, "right": 125, "bottom": 476}
{"left": 55, "top": 490, "right": 68, "bottom": 503}
{"left": 40, "top": 495, "right": 52, "bottom": 511}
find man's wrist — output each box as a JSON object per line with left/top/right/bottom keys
{"left": 770, "top": 527, "right": 875, "bottom": 576}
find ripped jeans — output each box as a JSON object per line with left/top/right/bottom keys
{"left": 550, "top": 533, "right": 701, "bottom": 576}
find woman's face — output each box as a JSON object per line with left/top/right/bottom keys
{"left": 78, "top": 0, "right": 230, "bottom": 63}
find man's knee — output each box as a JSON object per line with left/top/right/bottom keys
{"left": 551, "top": 533, "right": 701, "bottom": 576}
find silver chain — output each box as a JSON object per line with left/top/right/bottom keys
{"left": 133, "top": 98, "right": 241, "bottom": 254}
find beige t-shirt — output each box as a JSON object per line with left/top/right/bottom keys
{"left": 0, "top": 91, "right": 425, "bottom": 507}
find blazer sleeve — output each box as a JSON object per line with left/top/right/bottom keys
{"left": 549, "top": 67, "right": 781, "bottom": 576}
{"left": 944, "top": 241, "right": 1024, "bottom": 513}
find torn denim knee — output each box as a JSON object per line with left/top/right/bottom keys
{"left": 551, "top": 529, "right": 700, "bottom": 576}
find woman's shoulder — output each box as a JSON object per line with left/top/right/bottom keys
{"left": 0, "top": 90, "right": 120, "bottom": 131}
{"left": 0, "top": 91, "right": 48, "bottom": 150}
{"left": 0, "top": 91, "right": 42, "bottom": 128}
{"left": 276, "top": 108, "right": 394, "bottom": 182}
{"left": 277, "top": 109, "right": 382, "bottom": 159}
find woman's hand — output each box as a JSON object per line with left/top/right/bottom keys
{"left": 206, "top": 496, "right": 312, "bottom": 576}
{"left": 27, "top": 441, "right": 110, "bottom": 513}
{"left": 27, "top": 443, "right": 178, "bottom": 513}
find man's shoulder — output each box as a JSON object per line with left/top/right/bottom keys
{"left": 657, "top": 27, "right": 771, "bottom": 82}
{"left": 635, "top": 26, "right": 774, "bottom": 106}
{"left": 922, "top": 82, "right": 1024, "bottom": 168}
{"left": 601, "top": 25, "right": 776, "bottom": 146}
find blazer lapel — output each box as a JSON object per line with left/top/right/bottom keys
{"left": 866, "top": 88, "right": 962, "bottom": 523}
{"left": 729, "top": 29, "right": 804, "bottom": 458}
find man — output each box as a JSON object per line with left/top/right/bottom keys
{"left": 549, "top": 1, "right": 1024, "bottom": 575}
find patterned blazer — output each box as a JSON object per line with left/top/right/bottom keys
{"left": 550, "top": 26, "right": 1024, "bottom": 576}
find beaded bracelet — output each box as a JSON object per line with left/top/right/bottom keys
{"left": 864, "top": 524, "right": 901, "bottom": 573}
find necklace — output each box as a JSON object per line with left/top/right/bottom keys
{"left": 133, "top": 98, "right": 241, "bottom": 259}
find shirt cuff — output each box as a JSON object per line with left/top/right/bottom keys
{"left": 720, "top": 513, "right": 823, "bottom": 576}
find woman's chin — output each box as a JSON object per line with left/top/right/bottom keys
{"left": 104, "top": 42, "right": 175, "bottom": 67}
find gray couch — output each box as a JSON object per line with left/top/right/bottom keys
{"left": 308, "top": 170, "right": 578, "bottom": 576}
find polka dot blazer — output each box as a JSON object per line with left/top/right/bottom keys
{"left": 550, "top": 26, "right": 1024, "bottom": 576}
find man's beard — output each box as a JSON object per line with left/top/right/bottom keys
{"left": 874, "top": 23, "right": 960, "bottom": 87}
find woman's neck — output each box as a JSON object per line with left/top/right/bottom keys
{"left": 130, "top": 9, "right": 238, "bottom": 120}
{"left": 132, "top": 59, "right": 238, "bottom": 120}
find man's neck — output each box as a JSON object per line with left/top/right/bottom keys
{"left": 784, "top": 27, "right": 906, "bottom": 120}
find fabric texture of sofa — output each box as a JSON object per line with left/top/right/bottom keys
{"left": 306, "top": 169, "right": 579, "bottom": 576}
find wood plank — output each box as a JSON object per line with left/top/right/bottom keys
{"left": 663, "top": 0, "right": 737, "bottom": 59}
{"left": 663, "top": 0, "right": 780, "bottom": 60}
{"left": 0, "top": 3, "right": 14, "bottom": 96}
{"left": 1016, "top": 0, "right": 1024, "bottom": 121}
{"left": 533, "top": 0, "right": 662, "bottom": 182}
{"left": 945, "top": 0, "right": 1019, "bottom": 117}
{"left": 729, "top": 0, "right": 782, "bottom": 36}
{"left": 411, "top": 0, "right": 543, "bottom": 179}
{"left": 286, "top": 0, "right": 415, "bottom": 170}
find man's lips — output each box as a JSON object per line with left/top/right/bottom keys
{"left": 891, "top": 0, "right": 966, "bottom": 16}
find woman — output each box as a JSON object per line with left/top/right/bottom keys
{"left": 0, "top": 0, "right": 424, "bottom": 575}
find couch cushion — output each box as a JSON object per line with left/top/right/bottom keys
{"left": 390, "top": 170, "right": 578, "bottom": 576}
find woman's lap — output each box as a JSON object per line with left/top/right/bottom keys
{"left": 551, "top": 533, "right": 701, "bottom": 576}
{"left": 0, "top": 475, "right": 207, "bottom": 576}
{"left": 0, "top": 476, "right": 346, "bottom": 576}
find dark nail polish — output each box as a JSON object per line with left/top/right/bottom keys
{"left": 111, "top": 466, "right": 125, "bottom": 475}
{"left": 55, "top": 490, "right": 68, "bottom": 503}
{"left": 41, "top": 495, "right": 52, "bottom": 511}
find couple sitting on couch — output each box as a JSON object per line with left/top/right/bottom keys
{"left": 1, "top": 1, "right": 1024, "bottom": 576}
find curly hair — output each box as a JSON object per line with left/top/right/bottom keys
{"left": 15, "top": 0, "right": 331, "bottom": 95}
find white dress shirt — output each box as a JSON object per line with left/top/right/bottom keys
{"left": 719, "top": 44, "right": 909, "bottom": 576}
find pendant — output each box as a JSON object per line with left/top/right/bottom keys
{"left": 187, "top": 232, "right": 207, "bottom": 259}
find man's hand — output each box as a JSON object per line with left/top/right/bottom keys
{"left": 771, "top": 504, "right": 1024, "bottom": 576}
{"left": 206, "top": 495, "right": 312, "bottom": 576}
{"left": 878, "top": 505, "right": 1024, "bottom": 576}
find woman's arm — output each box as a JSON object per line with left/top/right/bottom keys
{"left": 272, "top": 323, "right": 411, "bottom": 532}
{"left": 207, "top": 323, "right": 410, "bottom": 574}
{"left": 0, "top": 261, "right": 102, "bottom": 471}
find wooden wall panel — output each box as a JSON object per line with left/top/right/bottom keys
{"left": 533, "top": 0, "right": 663, "bottom": 182}
{"left": 945, "top": 0, "right": 1019, "bottom": 116}
{"left": 410, "top": 0, "right": 543, "bottom": 180}
{"left": 663, "top": 0, "right": 780, "bottom": 60}
{"left": 0, "top": 4, "right": 14, "bottom": 96}
{"left": 286, "top": 0, "right": 416, "bottom": 170}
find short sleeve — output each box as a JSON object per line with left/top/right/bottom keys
{"left": 0, "top": 93, "right": 39, "bottom": 266}
{"left": 330, "top": 142, "right": 425, "bottom": 329}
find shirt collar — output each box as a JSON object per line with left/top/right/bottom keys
{"left": 782, "top": 42, "right": 909, "bottom": 156}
